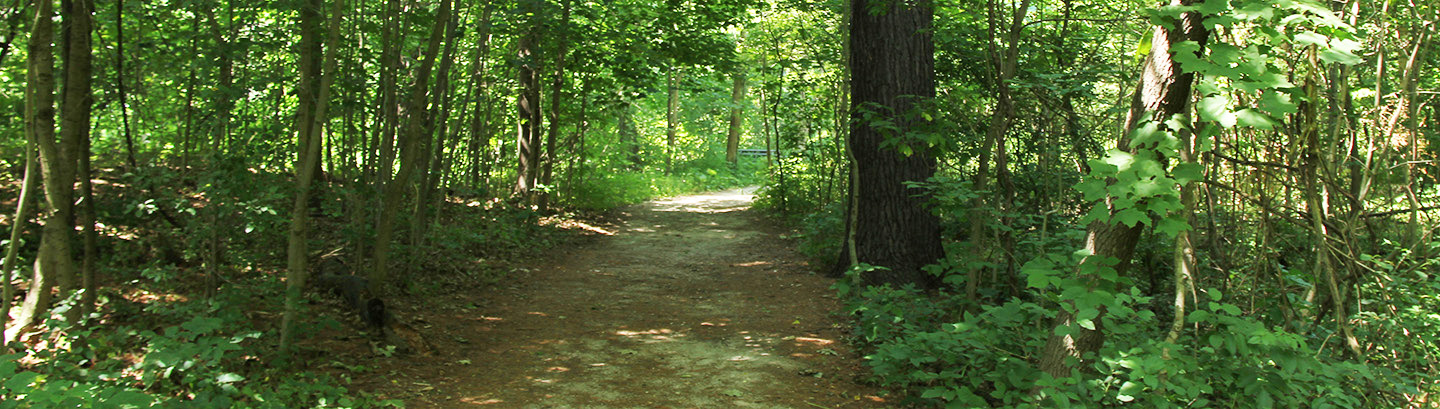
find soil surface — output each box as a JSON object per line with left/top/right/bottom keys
{"left": 352, "top": 188, "right": 894, "bottom": 408}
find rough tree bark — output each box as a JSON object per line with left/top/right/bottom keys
{"left": 843, "top": 0, "right": 943, "bottom": 288}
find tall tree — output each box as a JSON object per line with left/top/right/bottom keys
{"left": 842, "top": 0, "right": 943, "bottom": 287}
{"left": 369, "top": 0, "right": 452, "bottom": 293}
{"left": 513, "top": 28, "right": 542, "bottom": 200}
{"left": 1035, "top": 0, "right": 1207, "bottom": 382}
{"left": 280, "top": 0, "right": 342, "bottom": 350}
{"left": 725, "top": 73, "right": 746, "bottom": 165}
{"left": 11, "top": 0, "right": 64, "bottom": 337}
{"left": 61, "top": 0, "right": 95, "bottom": 321}
{"left": 539, "top": 0, "right": 574, "bottom": 211}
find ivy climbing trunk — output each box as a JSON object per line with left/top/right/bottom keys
{"left": 843, "top": 0, "right": 943, "bottom": 288}
{"left": 1035, "top": 0, "right": 1207, "bottom": 382}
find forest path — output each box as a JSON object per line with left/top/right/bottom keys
{"left": 368, "top": 188, "right": 891, "bottom": 408}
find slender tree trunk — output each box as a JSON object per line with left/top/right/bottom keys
{"left": 666, "top": 67, "right": 680, "bottom": 173}
{"left": 114, "top": 0, "right": 135, "bottom": 169}
{"left": 967, "top": 0, "right": 1030, "bottom": 305}
{"left": 14, "top": 0, "right": 59, "bottom": 335}
{"left": 843, "top": 0, "right": 942, "bottom": 288}
{"left": 565, "top": 81, "right": 590, "bottom": 201}
{"left": 539, "top": 0, "right": 572, "bottom": 212}
{"left": 1, "top": 139, "right": 39, "bottom": 345}
{"left": 1035, "top": 0, "right": 1207, "bottom": 382}
{"left": 726, "top": 74, "right": 746, "bottom": 166}
{"left": 619, "top": 101, "right": 640, "bottom": 169}
{"left": 466, "top": 3, "right": 492, "bottom": 191}
{"left": 514, "top": 28, "right": 542, "bottom": 200}
{"left": 280, "top": 0, "right": 342, "bottom": 350}
{"left": 411, "top": 5, "right": 462, "bottom": 250}
{"left": 375, "top": 0, "right": 403, "bottom": 182}
{"left": 370, "top": 0, "right": 451, "bottom": 293}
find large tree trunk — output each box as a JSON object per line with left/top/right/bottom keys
{"left": 1035, "top": 0, "right": 1207, "bottom": 382}
{"left": 280, "top": 0, "right": 341, "bottom": 350}
{"left": 725, "top": 74, "right": 746, "bottom": 166}
{"left": 369, "top": 0, "right": 451, "bottom": 294}
{"left": 844, "top": 0, "right": 942, "bottom": 288}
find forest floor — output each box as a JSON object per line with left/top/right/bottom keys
{"left": 338, "top": 188, "right": 894, "bottom": 408}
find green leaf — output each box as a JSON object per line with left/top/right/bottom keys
{"left": 216, "top": 373, "right": 245, "bottom": 383}
{"left": 1292, "top": 31, "right": 1328, "bottom": 47}
{"left": 1173, "top": 162, "right": 1205, "bottom": 184}
{"left": 1260, "top": 91, "right": 1298, "bottom": 116}
{"left": 1234, "top": 109, "right": 1277, "bottom": 130}
{"left": 1188, "top": 309, "right": 1211, "bottom": 323}
{"left": 1155, "top": 216, "right": 1192, "bottom": 237}
{"left": 4, "top": 371, "right": 39, "bottom": 390}
{"left": 1075, "top": 179, "right": 1109, "bottom": 201}
{"left": 1117, "top": 380, "right": 1143, "bottom": 402}
{"left": 1114, "top": 208, "right": 1150, "bottom": 227}
{"left": 1319, "top": 47, "right": 1361, "bottom": 65}
{"left": 1207, "top": 288, "right": 1223, "bottom": 301}
{"left": 1198, "top": 95, "right": 1236, "bottom": 128}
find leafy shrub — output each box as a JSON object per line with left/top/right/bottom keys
{"left": 0, "top": 293, "right": 401, "bottom": 408}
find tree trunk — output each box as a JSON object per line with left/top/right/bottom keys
{"left": 466, "top": 3, "right": 492, "bottom": 191}
{"left": 374, "top": 0, "right": 403, "bottom": 182}
{"left": 280, "top": 0, "right": 341, "bottom": 350}
{"left": 1035, "top": 0, "right": 1207, "bottom": 382}
{"left": 539, "top": 0, "right": 573, "bottom": 211}
{"left": 411, "top": 4, "right": 462, "bottom": 251}
{"left": 514, "top": 28, "right": 542, "bottom": 200}
{"left": 12, "top": 0, "right": 61, "bottom": 336}
{"left": 666, "top": 67, "right": 680, "bottom": 173}
{"left": 844, "top": 0, "right": 942, "bottom": 288}
{"left": 1, "top": 137, "right": 40, "bottom": 345}
{"left": 115, "top": 0, "right": 136, "bottom": 169}
{"left": 967, "top": 0, "right": 1030, "bottom": 305}
{"left": 726, "top": 74, "right": 746, "bottom": 166}
{"left": 369, "top": 0, "right": 451, "bottom": 294}
{"left": 619, "top": 101, "right": 640, "bottom": 169}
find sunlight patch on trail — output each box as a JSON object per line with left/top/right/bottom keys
{"left": 650, "top": 187, "right": 756, "bottom": 213}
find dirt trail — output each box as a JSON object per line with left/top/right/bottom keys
{"left": 364, "top": 188, "right": 892, "bottom": 408}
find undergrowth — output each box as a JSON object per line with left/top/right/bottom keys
{"left": 1, "top": 163, "right": 584, "bottom": 407}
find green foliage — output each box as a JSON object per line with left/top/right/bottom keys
{"left": 793, "top": 201, "right": 844, "bottom": 262}
{"left": 0, "top": 293, "right": 403, "bottom": 408}
{"left": 571, "top": 167, "right": 760, "bottom": 210}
